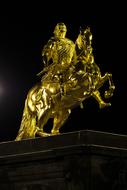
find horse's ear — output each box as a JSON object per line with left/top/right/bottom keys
{"left": 79, "top": 26, "right": 83, "bottom": 33}
{"left": 86, "top": 26, "right": 90, "bottom": 32}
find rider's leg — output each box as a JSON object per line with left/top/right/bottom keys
{"left": 92, "top": 90, "right": 111, "bottom": 109}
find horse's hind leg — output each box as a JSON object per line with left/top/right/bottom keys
{"left": 35, "top": 89, "right": 53, "bottom": 136}
{"left": 51, "top": 109, "right": 70, "bottom": 135}
{"left": 36, "top": 108, "right": 52, "bottom": 137}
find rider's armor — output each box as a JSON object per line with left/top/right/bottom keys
{"left": 42, "top": 36, "right": 76, "bottom": 96}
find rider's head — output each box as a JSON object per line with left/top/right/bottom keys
{"left": 53, "top": 23, "right": 67, "bottom": 39}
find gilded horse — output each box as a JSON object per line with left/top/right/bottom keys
{"left": 75, "top": 27, "right": 115, "bottom": 108}
{"left": 15, "top": 27, "right": 115, "bottom": 140}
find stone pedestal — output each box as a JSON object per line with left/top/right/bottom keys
{"left": 0, "top": 130, "right": 127, "bottom": 189}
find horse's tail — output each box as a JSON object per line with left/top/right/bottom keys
{"left": 15, "top": 95, "right": 37, "bottom": 141}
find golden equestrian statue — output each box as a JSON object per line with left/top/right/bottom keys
{"left": 15, "top": 23, "right": 115, "bottom": 140}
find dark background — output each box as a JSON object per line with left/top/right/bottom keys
{"left": 0, "top": 2, "right": 126, "bottom": 142}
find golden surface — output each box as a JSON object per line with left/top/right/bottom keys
{"left": 15, "top": 23, "right": 115, "bottom": 140}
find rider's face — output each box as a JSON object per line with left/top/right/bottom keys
{"left": 58, "top": 30, "right": 66, "bottom": 38}
{"left": 55, "top": 24, "right": 67, "bottom": 39}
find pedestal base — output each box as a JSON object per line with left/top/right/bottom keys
{"left": 0, "top": 130, "right": 127, "bottom": 189}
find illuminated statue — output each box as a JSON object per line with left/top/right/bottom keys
{"left": 15, "top": 24, "right": 115, "bottom": 140}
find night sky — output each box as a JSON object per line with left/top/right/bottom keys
{"left": 0, "top": 2, "right": 125, "bottom": 142}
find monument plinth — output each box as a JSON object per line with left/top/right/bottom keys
{"left": 0, "top": 130, "right": 127, "bottom": 189}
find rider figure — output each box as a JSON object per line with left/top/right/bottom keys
{"left": 41, "top": 23, "right": 76, "bottom": 87}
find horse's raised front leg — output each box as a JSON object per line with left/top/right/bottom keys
{"left": 97, "top": 72, "right": 115, "bottom": 98}
{"left": 104, "top": 73, "right": 115, "bottom": 98}
{"left": 92, "top": 90, "right": 111, "bottom": 109}
{"left": 90, "top": 72, "right": 115, "bottom": 109}
{"left": 51, "top": 109, "right": 71, "bottom": 135}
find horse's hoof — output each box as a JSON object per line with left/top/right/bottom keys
{"left": 51, "top": 130, "right": 60, "bottom": 135}
{"left": 104, "top": 91, "right": 112, "bottom": 99}
{"left": 99, "top": 102, "right": 111, "bottom": 109}
{"left": 37, "top": 131, "right": 52, "bottom": 137}
{"left": 111, "top": 85, "right": 115, "bottom": 90}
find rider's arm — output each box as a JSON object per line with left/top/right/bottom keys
{"left": 42, "top": 37, "right": 55, "bottom": 67}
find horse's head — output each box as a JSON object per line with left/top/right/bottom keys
{"left": 76, "top": 26, "right": 92, "bottom": 51}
